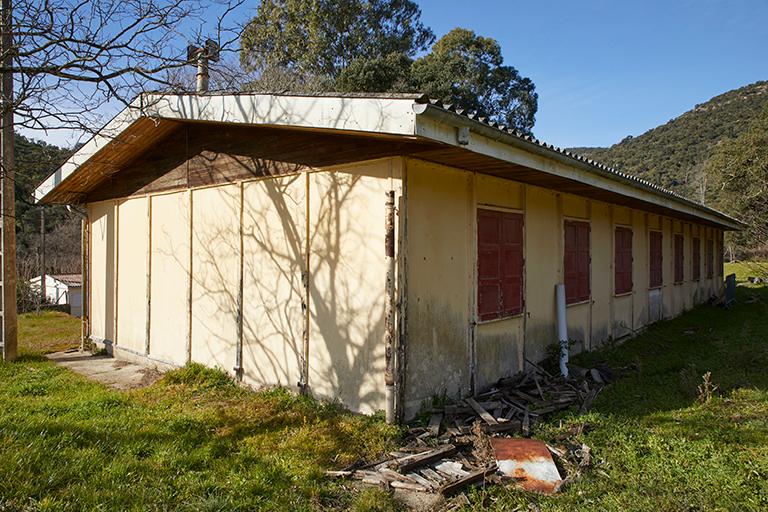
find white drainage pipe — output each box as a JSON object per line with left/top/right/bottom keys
{"left": 556, "top": 283, "right": 569, "bottom": 379}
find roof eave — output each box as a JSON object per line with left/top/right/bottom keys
{"left": 412, "top": 102, "right": 742, "bottom": 231}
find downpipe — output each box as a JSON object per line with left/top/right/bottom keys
{"left": 384, "top": 191, "right": 396, "bottom": 423}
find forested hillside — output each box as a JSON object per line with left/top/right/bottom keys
{"left": 14, "top": 134, "right": 77, "bottom": 279}
{"left": 571, "top": 81, "right": 768, "bottom": 204}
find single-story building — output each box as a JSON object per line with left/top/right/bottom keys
{"left": 29, "top": 274, "right": 83, "bottom": 317}
{"left": 35, "top": 92, "right": 740, "bottom": 420}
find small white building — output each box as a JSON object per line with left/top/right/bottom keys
{"left": 29, "top": 274, "right": 83, "bottom": 317}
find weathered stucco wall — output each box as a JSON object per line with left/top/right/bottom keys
{"left": 403, "top": 159, "right": 471, "bottom": 414}
{"left": 87, "top": 157, "right": 400, "bottom": 416}
{"left": 241, "top": 173, "right": 305, "bottom": 391}
{"left": 309, "top": 160, "right": 402, "bottom": 414}
{"left": 116, "top": 197, "right": 148, "bottom": 354}
{"left": 191, "top": 184, "right": 240, "bottom": 372}
{"left": 87, "top": 149, "right": 726, "bottom": 419}
{"left": 402, "top": 157, "right": 725, "bottom": 418}
{"left": 88, "top": 201, "right": 115, "bottom": 342}
{"left": 149, "top": 192, "right": 191, "bottom": 365}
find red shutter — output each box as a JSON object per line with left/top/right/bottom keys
{"left": 614, "top": 227, "right": 633, "bottom": 294}
{"left": 501, "top": 213, "right": 524, "bottom": 316}
{"left": 674, "top": 234, "right": 684, "bottom": 283}
{"left": 706, "top": 239, "right": 714, "bottom": 278}
{"left": 477, "top": 209, "right": 524, "bottom": 320}
{"left": 478, "top": 210, "right": 502, "bottom": 321}
{"left": 649, "top": 230, "right": 663, "bottom": 288}
{"left": 692, "top": 237, "right": 700, "bottom": 280}
{"left": 565, "top": 220, "right": 590, "bottom": 304}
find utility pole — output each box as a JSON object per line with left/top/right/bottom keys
{"left": 39, "top": 206, "right": 45, "bottom": 304}
{"left": 1, "top": 0, "right": 16, "bottom": 361}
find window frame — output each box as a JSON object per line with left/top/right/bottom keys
{"left": 476, "top": 207, "right": 525, "bottom": 323}
{"left": 614, "top": 226, "right": 633, "bottom": 296}
{"left": 706, "top": 238, "right": 714, "bottom": 279}
{"left": 649, "top": 229, "right": 663, "bottom": 289}
{"left": 563, "top": 219, "right": 591, "bottom": 305}
{"left": 673, "top": 233, "right": 684, "bottom": 284}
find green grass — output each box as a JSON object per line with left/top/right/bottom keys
{"left": 0, "top": 361, "right": 400, "bottom": 511}
{"left": 2, "top": 263, "right": 767, "bottom": 511}
{"left": 469, "top": 264, "right": 768, "bottom": 511}
{"left": 18, "top": 310, "right": 81, "bottom": 354}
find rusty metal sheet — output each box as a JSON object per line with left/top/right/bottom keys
{"left": 490, "top": 438, "right": 562, "bottom": 494}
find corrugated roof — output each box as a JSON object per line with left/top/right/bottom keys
{"left": 412, "top": 96, "right": 738, "bottom": 226}
{"left": 51, "top": 274, "right": 82, "bottom": 287}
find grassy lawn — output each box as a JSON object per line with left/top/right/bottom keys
{"left": 18, "top": 310, "right": 81, "bottom": 354}
{"left": 1, "top": 264, "right": 767, "bottom": 510}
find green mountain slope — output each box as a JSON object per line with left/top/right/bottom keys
{"left": 570, "top": 81, "right": 768, "bottom": 203}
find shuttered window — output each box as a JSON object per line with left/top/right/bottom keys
{"left": 649, "top": 230, "right": 663, "bottom": 288}
{"left": 674, "top": 234, "right": 684, "bottom": 283}
{"left": 477, "top": 209, "right": 524, "bottom": 321}
{"left": 614, "top": 227, "right": 633, "bottom": 295}
{"left": 692, "top": 237, "right": 701, "bottom": 280}
{"left": 564, "top": 220, "right": 590, "bottom": 304}
{"left": 706, "top": 238, "right": 714, "bottom": 278}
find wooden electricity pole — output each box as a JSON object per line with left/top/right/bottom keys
{"left": 1, "top": 0, "right": 16, "bottom": 361}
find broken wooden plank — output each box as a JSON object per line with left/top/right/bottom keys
{"left": 465, "top": 397, "right": 498, "bottom": 425}
{"left": 420, "top": 467, "right": 445, "bottom": 483}
{"left": 435, "top": 460, "right": 469, "bottom": 478}
{"left": 396, "top": 444, "right": 457, "bottom": 473}
{"left": 439, "top": 466, "right": 497, "bottom": 497}
{"left": 390, "top": 480, "right": 429, "bottom": 492}
{"left": 485, "top": 420, "right": 522, "bottom": 434}
{"left": 406, "top": 472, "right": 437, "bottom": 490}
{"left": 324, "top": 470, "right": 353, "bottom": 478}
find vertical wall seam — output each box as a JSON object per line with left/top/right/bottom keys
{"left": 586, "top": 200, "right": 593, "bottom": 351}
{"left": 187, "top": 189, "right": 193, "bottom": 364}
{"left": 396, "top": 157, "right": 408, "bottom": 421}
{"left": 301, "top": 170, "right": 311, "bottom": 393}
{"left": 235, "top": 182, "right": 244, "bottom": 380}
{"left": 467, "top": 172, "right": 477, "bottom": 396}
{"left": 113, "top": 202, "right": 119, "bottom": 346}
{"left": 520, "top": 183, "right": 527, "bottom": 373}
{"left": 608, "top": 204, "right": 615, "bottom": 343}
{"left": 145, "top": 197, "right": 152, "bottom": 355}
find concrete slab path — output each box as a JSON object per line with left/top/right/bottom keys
{"left": 46, "top": 350, "right": 165, "bottom": 390}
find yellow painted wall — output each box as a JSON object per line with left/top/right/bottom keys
{"left": 116, "top": 197, "right": 148, "bottom": 353}
{"left": 475, "top": 174, "right": 524, "bottom": 391}
{"left": 309, "top": 160, "right": 401, "bottom": 414}
{"left": 149, "top": 192, "right": 190, "bottom": 365}
{"left": 241, "top": 174, "right": 305, "bottom": 391}
{"left": 590, "top": 202, "right": 612, "bottom": 348}
{"left": 523, "top": 186, "right": 560, "bottom": 364}
{"left": 89, "top": 201, "right": 116, "bottom": 342}
{"left": 403, "top": 159, "right": 471, "bottom": 413}
{"left": 403, "top": 158, "right": 725, "bottom": 416}
{"left": 86, "top": 151, "right": 728, "bottom": 419}
{"left": 191, "top": 184, "right": 240, "bottom": 372}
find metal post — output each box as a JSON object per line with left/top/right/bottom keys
{"left": 1, "top": 0, "right": 16, "bottom": 361}
{"left": 39, "top": 207, "right": 45, "bottom": 303}
{"left": 384, "top": 191, "right": 396, "bottom": 423}
{"left": 196, "top": 53, "right": 209, "bottom": 93}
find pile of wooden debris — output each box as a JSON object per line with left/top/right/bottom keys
{"left": 328, "top": 360, "right": 612, "bottom": 498}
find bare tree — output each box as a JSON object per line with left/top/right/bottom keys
{"left": 8, "top": 0, "right": 247, "bottom": 135}
{"left": 0, "top": 0, "right": 248, "bottom": 358}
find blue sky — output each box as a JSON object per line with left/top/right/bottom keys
{"left": 26, "top": 0, "right": 768, "bottom": 150}
{"left": 417, "top": 0, "right": 768, "bottom": 148}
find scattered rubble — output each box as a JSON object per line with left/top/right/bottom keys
{"left": 328, "top": 360, "right": 613, "bottom": 500}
